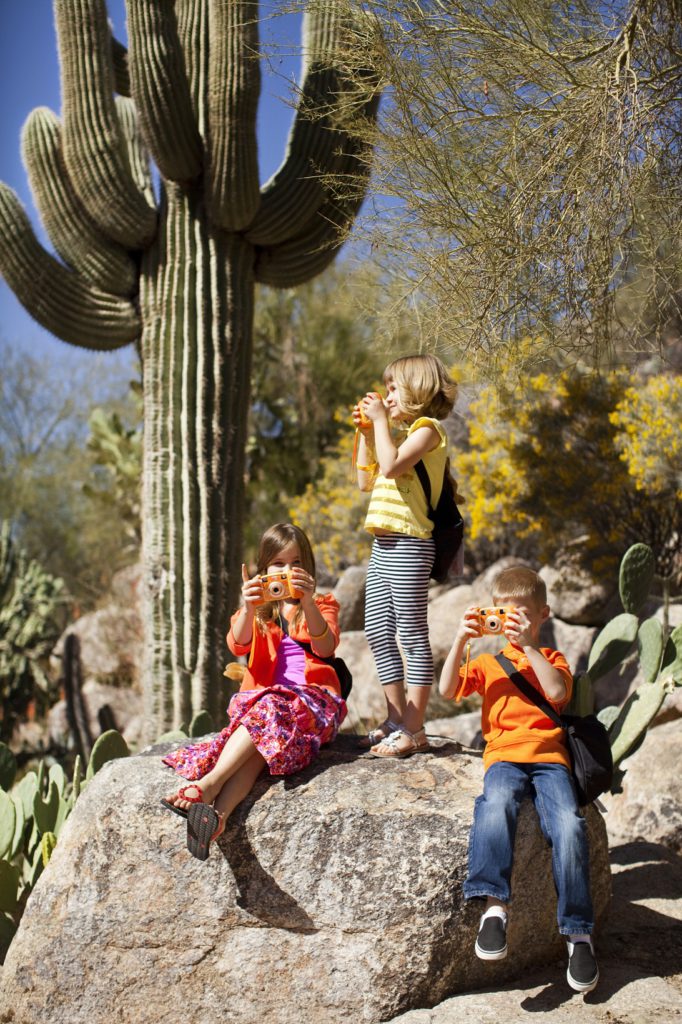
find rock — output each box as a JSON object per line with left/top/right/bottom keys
{"left": 50, "top": 564, "right": 144, "bottom": 690}
{"left": 0, "top": 739, "right": 610, "bottom": 1024}
{"left": 386, "top": 838, "right": 682, "bottom": 1024}
{"left": 538, "top": 617, "right": 597, "bottom": 678}
{"left": 47, "top": 680, "right": 146, "bottom": 750}
{"left": 337, "top": 630, "right": 386, "bottom": 731}
{"left": 540, "top": 562, "right": 618, "bottom": 626}
{"left": 333, "top": 564, "right": 368, "bottom": 632}
{"left": 601, "top": 717, "right": 682, "bottom": 854}
{"left": 425, "top": 713, "right": 482, "bottom": 748}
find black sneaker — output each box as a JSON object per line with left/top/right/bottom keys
{"left": 567, "top": 941, "right": 599, "bottom": 993}
{"left": 475, "top": 915, "right": 508, "bottom": 961}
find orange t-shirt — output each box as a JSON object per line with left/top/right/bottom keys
{"left": 226, "top": 594, "right": 343, "bottom": 698}
{"left": 452, "top": 642, "right": 573, "bottom": 770}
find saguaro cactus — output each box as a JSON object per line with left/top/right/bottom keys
{"left": 0, "top": 1, "right": 379, "bottom": 734}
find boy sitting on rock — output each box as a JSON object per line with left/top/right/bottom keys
{"left": 439, "top": 566, "right": 598, "bottom": 994}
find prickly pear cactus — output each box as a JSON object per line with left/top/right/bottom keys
{"left": 619, "top": 542, "right": 656, "bottom": 615}
{"left": 85, "top": 729, "right": 130, "bottom": 781}
{"left": 0, "top": 1, "right": 380, "bottom": 736}
{"left": 0, "top": 523, "right": 65, "bottom": 743}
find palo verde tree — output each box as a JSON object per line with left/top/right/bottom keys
{"left": 341, "top": 0, "right": 682, "bottom": 372}
{"left": 0, "top": 0, "right": 379, "bottom": 733}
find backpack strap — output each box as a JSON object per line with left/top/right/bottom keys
{"left": 414, "top": 459, "right": 434, "bottom": 513}
{"left": 494, "top": 653, "right": 564, "bottom": 729}
{"left": 279, "top": 611, "right": 327, "bottom": 661}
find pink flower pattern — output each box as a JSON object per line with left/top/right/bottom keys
{"left": 162, "top": 684, "right": 347, "bottom": 779}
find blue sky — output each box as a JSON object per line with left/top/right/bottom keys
{"left": 0, "top": 1, "right": 305, "bottom": 368}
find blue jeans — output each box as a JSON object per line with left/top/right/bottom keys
{"left": 463, "top": 761, "right": 594, "bottom": 935}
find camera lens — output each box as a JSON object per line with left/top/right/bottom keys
{"left": 269, "top": 580, "right": 285, "bottom": 598}
{"left": 485, "top": 615, "right": 502, "bottom": 633}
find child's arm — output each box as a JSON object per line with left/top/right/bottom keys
{"left": 439, "top": 607, "right": 482, "bottom": 700}
{"left": 362, "top": 394, "right": 439, "bottom": 478}
{"left": 504, "top": 611, "right": 568, "bottom": 702}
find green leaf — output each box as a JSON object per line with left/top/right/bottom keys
{"left": 619, "top": 543, "right": 655, "bottom": 614}
{"left": 86, "top": 730, "right": 130, "bottom": 781}
{"left": 9, "top": 794, "right": 25, "bottom": 859}
{"left": 637, "top": 617, "right": 665, "bottom": 683}
{"left": 33, "top": 780, "right": 60, "bottom": 835}
{"left": 587, "top": 613, "right": 639, "bottom": 681}
{"left": 609, "top": 677, "right": 670, "bottom": 767}
{"left": 0, "top": 791, "right": 16, "bottom": 860}
{"left": 189, "top": 710, "right": 215, "bottom": 738}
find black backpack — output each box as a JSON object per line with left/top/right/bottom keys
{"left": 495, "top": 654, "right": 613, "bottom": 806}
{"left": 414, "top": 458, "right": 464, "bottom": 584}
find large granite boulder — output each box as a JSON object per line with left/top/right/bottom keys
{"left": 601, "top": 718, "right": 682, "bottom": 854}
{"left": 333, "top": 564, "right": 368, "bottom": 632}
{"left": 0, "top": 740, "right": 610, "bottom": 1024}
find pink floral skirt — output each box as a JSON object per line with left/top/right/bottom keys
{"left": 162, "top": 684, "right": 347, "bottom": 779}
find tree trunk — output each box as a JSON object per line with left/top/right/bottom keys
{"left": 140, "top": 184, "right": 255, "bottom": 732}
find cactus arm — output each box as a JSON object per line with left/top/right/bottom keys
{"left": 247, "top": 7, "right": 380, "bottom": 247}
{"left": 253, "top": 132, "right": 374, "bottom": 287}
{"left": 21, "top": 108, "right": 136, "bottom": 298}
{"left": 125, "top": 0, "right": 203, "bottom": 184}
{"left": 0, "top": 185, "right": 140, "bottom": 350}
{"left": 115, "top": 98, "right": 156, "bottom": 209}
{"left": 110, "top": 33, "right": 130, "bottom": 97}
{"left": 206, "top": 1, "right": 261, "bottom": 230}
{"left": 55, "top": 0, "right": 157, "bottom": 250}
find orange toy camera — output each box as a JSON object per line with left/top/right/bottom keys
{"left": 476, "top": 607, "right": 515, "bottom": 635}
{"left": 356, "top": 391, "right": 382, "bottom": 428}
{"left": 255, "top": 571, "right": 303, "bottom": 605}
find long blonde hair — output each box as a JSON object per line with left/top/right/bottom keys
{"left": 384, "top": 353, "right": 457, "bottom": 421}
{"left": 254, "top": 523, "right": 316, "bottom": 632}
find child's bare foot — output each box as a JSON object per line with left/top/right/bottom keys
{"left": 162, "top": 779, "right": 221, "bottom": 813}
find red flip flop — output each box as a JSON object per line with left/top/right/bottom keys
{"left": 186, "top": 803, "right": 225, "bottom": 861}
{"left": 160, "top": 783, "right": 206, "bottom": 820}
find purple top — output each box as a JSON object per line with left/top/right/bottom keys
{"left": 273, "top": 633, "right": 307, "bottom": 688}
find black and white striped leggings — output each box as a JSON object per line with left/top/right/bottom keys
{"left": 364, "top": 534, "right": 435, "bottom": 687}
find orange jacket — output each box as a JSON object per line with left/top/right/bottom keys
{"left": 226, "top": 594, "right": 343, "bottom": 698}
{"left": 453, "top": 642, "right": 573, "bottom": 770}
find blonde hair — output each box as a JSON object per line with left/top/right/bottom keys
{"left": 254, "top": 523, "right": 316, "bottom": 631}
{"left": 384, "top": 354, "right": 457, "bottom": 421}
{"left": 492, "top": 566, "right": 547, "bottom": 608}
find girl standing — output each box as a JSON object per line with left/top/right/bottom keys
{"left": 354, "top": 354, "right": 457, "bottom": 758}
{"left": 162, "top": 523, "right": 347, "bottom": 859}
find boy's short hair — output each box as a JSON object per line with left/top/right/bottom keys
{"left": 492, "top": 566, "right": 547, "bottom": 607}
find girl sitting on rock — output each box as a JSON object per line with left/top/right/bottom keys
{"left": 161, "top": 522, "right": 347, "bottom": 860}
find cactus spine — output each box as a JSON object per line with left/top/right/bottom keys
{"left": 0, "top": 0, "right": 379, "bottom": 735}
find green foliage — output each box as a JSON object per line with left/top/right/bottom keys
{"left": 455, "top": 369, "right": 682, "bottom": 581}
{"left": 620, "top": 543, "right": 656, "bottom": 615}
{"left": 0, "top": 343, "right": 141, "bottom": 607}
{"left": 245, "top": 272, "right": 388, "bottom": 554}
{"left": 40, "top": 832, "right": 57, "bottom": 867}
{"left": 189, "top": 711, "right": 215, "bottom": 738}
{"left": 83, "top": 392, "right": 143, "bottom": 554}
{"left": 586, "top": 544, "right": 681, "bottom": 778}
{"left": 586, "top": 614, "right": 639, "bottom": 684}
{"left": 0, "top": 522, "right": 66, "bottom": 742}
{"left": 85, "top": 730, "right": 130, "bottom": 781}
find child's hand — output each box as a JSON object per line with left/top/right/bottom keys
{"left": 504, "top": 607, "right": 533, "bottom": 647}
{"left": 361, "top": 392, "right": 387, "bottom": 423}
{"left": 241, "top": 564, "right": 264, "bottom": 608}
{"left": 457, "top": 606, "right": 483, "bottom": 644}
{"left": 352, "top": 402, "right": 372, "bottom": 432}
{"left": 289, "top": 567, "right": 316, "bottom": 607}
